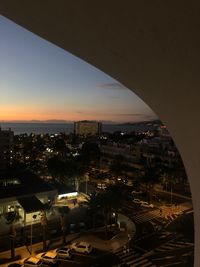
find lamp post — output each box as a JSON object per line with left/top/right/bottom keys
{"left": 170, "top": 186, "right": 173, "bottom": 206}
{"left": 85, "top": 173, "right": 89, "bottom": 195}
{"left": 10, "top": 223, "right": 16, "bottom": 259}
{"left": 30, "top": 214, "right": 37, "bottom": 255}
{"left": 40, "top": 211, "right": 47, "bottom": 251}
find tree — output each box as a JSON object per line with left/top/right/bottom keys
{"left": 53, "top": 139, "right": 69, "bottom": 158}
{"left": 167, "top": 213, "right": 194, "bottom": 242}
{"left": 87, "top": 187, "right": 122, "bottom": 237}
{"left": 80, "top": 142, "right": 100, "bottom": 167}
{"left": 184, "top": 255, "right": 194, "bottom": 267}
{"left": 140, "top": 166, "right": 160, "bottom": 202}
{"left": 23, "top": 139, "right": 34, "bottom": 164}
{"left": 109, "top": 155, "right": 127, "bottom": 177}
{"left": 57, "top": 206, "right": 70, "bottom": 244}
{"left": 95, "top": 171, "right": 107, "bottom": 189}
{"left": 106, "top": 184, "right": 123, "bottom": 224}
{"left": 86, "top": 192, "right": 101, "bottom": 228}
{"left": 98, "top": 192, "right": 110, "bottom": 238}
{"left": 47, "top": 156, "right": 66, "bottom": 183}
{"left": 5, "top": 210, "right": 20, "bottom": 259}
{"left": 35, "top": 135, "right": 45, "bottom": 151}
{"left": 40, "top": 211, "right": 48, "bottom": 251}
{"left": 64, "top": 157, "right": 87, "bottom": 191}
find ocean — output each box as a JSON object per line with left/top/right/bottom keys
{"left": 0, "top": 122, "right": 155, "bottom": 135}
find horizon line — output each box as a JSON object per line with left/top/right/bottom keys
{"left": 0, "top": 118, "right": 159, "bottom": 124}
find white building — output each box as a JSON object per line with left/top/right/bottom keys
{"left": 74, "top": 121, "right": 102, "bottom": 136}
{"left": 0, "top": 173, "right": 57, "bottom": 226}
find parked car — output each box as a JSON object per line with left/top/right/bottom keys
{"left": 36, "top": 251, "right": 57, "bottom": 264}
{"left": 21, "top": 256, "right": 49, "bottom": 267}
{"left": 140, "top": 201, "right": 154, "bottom": 208}
{"left": 7, "top": 264, "right": 23, "bottom": 267}
{"left": 97, "top": 183, "right": 107, "bottom": 190}
{"left": 70, "top": 241, "right": 92, "bottom": 254}
{"left": 69, "top": 222, "right": 86, "bottom": 233}
{"left": 132, "top": 198, "right": 142, "bottom": 204}
{"left": 174, "top": 210, "right": 183, "bottom": 215}
{"left": 148, "top": 203, "right": 154, "bottom": 208}
{"left": 131, "top": 189, "right": 143, "bottom": 194}
{"left": 54, "top": 247, "right": 72, "bottom": 259}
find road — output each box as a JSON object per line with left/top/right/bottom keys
{"left": 47, "top": 249, "right": 119, "bottom": 267}
{"left": 115, "top": 196, "right": 194, "bottom": 267}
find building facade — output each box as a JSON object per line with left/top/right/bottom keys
{"left": 74, "top": 121, "right": 102, "bottom": 136}
{"left": 0, "top": 127, "right": 14, "bottom": 170}
{"left": 0, "top": 172, "right": 57, "bottom": 227}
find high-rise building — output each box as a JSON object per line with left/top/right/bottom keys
{"left": 0, "top": 127, "right": 14, "bottom": 170}
{"left": 74, "top": 121, "right": 102, "bottom": 136}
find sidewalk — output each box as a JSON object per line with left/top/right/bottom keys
{"left": 155, "top": 188, "right": 192, "bottom": 201}
{"left": 0, "top": 213, "right": 135, "bottom": 267}
{"left": 66, "top": 214, "right": 136, "bottom": 252}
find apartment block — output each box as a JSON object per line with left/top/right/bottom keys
{"left": 0, "top": 127, "right": 14, "bottom": 170}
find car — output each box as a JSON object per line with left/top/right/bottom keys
{"left": 36, "top": 251, "right": 57, "bottom": 264}
{"left": 7, "top": 264, "right": 23, "bottom": 267}
{"left": 140, "top": 201, "right": 154, "bottom": 208}
{"left": 70, "top": 241, "right": 92, "bottom": 254}
{"left": 149, "top": 203, "right": 154, "bottom": 208}
{"left": 174, "top": 210, "right": 183, "bottom": 215}
{"left": 21, "top": 256, "right": 48, "bottom": 267}
{"left": 131, "top": 189, "right": 143, "bottom": 194}
{"left": 54, "top": 247, "right": 72, "bottom": 259}
{"left": 132, "top": 198, "right": 142, "bottom": 204}
{"left": 97, "top": 183, "right": 107, "bottom": 190}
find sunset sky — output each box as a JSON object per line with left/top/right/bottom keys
{"left": 0, "top": 16, "right": 157, "bottom": 123}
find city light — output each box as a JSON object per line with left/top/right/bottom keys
{"left": 58, "top": 192, "right": 78, "bottom": 200}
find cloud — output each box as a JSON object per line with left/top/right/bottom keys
{"left": 97, "top": 82, "right": 128, "bottom": 90}
{"left": 113, "top": 114, "right": 159, "bottom": 121}
{"left": 109, "top": 96, "right": 121, "bottom": 99}
{"left": 116, "top": 113, "right": 144, "bottom": 116}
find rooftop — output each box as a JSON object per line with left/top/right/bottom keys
{"left": 0, "top": 171, "right": 56, "bottom": 201}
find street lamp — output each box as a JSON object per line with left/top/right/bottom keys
{"left": 170, "top": 186, "right": 173, "bottom": 206}
{"left": 40, "top": 211, "right": 47, "bottom": 251}
{"left": 85, "top": 173, "right": 89, "bottom": 195}
{"left": 30, "top": 214, "right": 37, "bottom": 255}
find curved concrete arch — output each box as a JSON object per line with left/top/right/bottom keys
{"left": 1, "top": 1, "right": 200, "bottom": 265}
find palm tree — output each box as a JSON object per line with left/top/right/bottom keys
{"left": 162, "top": 166, "right": 177, "bottom": 204}
{"left": 80, "top": 141, "right": 100, "bottom": 167}
{"left": 64, "top": 157, "right": 87, "bottom": 191}
{"left": 87, "top": 188, "right": 122, "bottom": 237}
{"left": 53, "top": 138, "right": 69, "bottom": 159}
{"left": 47, "top": 156, "right": 66, "bottom": 183}
{"left": 23, "top": 139, "right": 34, "bottom": 164}
{"left": 95, "top": 171, "right": 107, "bottom": 189}
{"left": 86, "top": 191, "right": 111, "bottom": 235}
{"left": 86, "top": 192, "right": 101, "bottom": 228}
{"left": 57, "top": 206, "right": 70, "bottom": 244}
{"left": 40, "top": 210, "right": 48, "bottom": 251}
{"left": 5, "top": 210, "right": 20, "bottom": 259}
{"left": 167, "top": 213, "right": 194, "bottom": 242}
{"left": 109, "top": 155, "right": 125, "bottom": 178}
{"left": 98, "top": 192, "right": 110, "bottom": 238}
{"left": 140, "top": 166, "right": 160, "bottom": 202}
{"left": 106, "top": 184, "right": 123, "bottom": 224}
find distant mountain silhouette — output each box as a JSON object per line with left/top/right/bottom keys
{"left": 117, "top": 119, "right": 162, "bottom": 126}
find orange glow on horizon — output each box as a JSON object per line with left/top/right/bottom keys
{"left": 0, "top": 105, "right": 119, "bottom": 122}
{"left": 0, "top": 105, "right": 155, "bottom": 123}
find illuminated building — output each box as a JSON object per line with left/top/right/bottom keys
{"left": 0, "top": 127, "right": 14, "bottom": 170}
{"left": 74, "top": 121, "right": 102, "bottom": 136}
